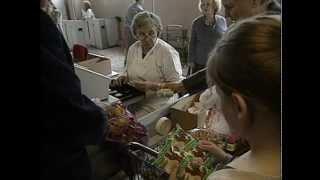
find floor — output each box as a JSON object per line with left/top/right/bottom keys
{"left": 88, "top": 46, "right": 126, "bottom": 73}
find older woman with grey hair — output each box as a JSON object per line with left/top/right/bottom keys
{"left": 112, "top": 11, "right": 183, "bottom": 92}
{"left": 111, "top": 11, "right": 183, "bottom": 117}
{"left": 188, "top": 0, "right": 227, "bottom": 73}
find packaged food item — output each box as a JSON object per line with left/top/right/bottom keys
{"left": 153, "top": 127, "right": 187, "bottom": 173}
{"left": 157, "top": 88, "right": 174, "bottom": 97}
{"left": 189, "top": 128, "right": 246, "bottom": 155}
{"left": 107, "top": 102, "right": 127, "bottom": 118}
{"left": 202, "top": 155, "right": 216, "bottom": 180}
{"left": 153, "top": 136, "right": 183, "bottom": 174}
{"left": 176, "top": 153, "right": 194, "bottom": 179}
{"left": 171, "top": 126, "right": 194, "bottom": 152}
{"left": 153, "top": 126, "right": 218, "bottom": 180}
{"left": 105, "top": 102, "right": 148, "bottom": 144}
{"left": 176, "top": 152, "right": 216, "bottom": 180}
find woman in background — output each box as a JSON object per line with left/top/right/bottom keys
{"left": 123, "top": 0, "right": 145, "bottom": 66}
{"left": 188, "top": 0, "right": 227, "bottom": 73}
{"left": 125, "top": 0, "right": 145, "bottom": 47}
{"left": 82, "top": 1, "right": 95, "bottom": 20}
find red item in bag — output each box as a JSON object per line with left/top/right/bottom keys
{"left": 73, "top": 44, "right": 88, "bottom": 62}
{"left": 106, "top": 102, "right": 148, "bottom": 144}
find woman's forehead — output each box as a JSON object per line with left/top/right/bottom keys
{"left": 137, "top": 24, "right": 157, "bottom": 32}
{"left": 201, "top": 0, "right": 214, "bottom": 4}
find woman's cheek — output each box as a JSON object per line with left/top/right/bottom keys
{"left": 221, "top": 102, "right": 238, "bottom": 133}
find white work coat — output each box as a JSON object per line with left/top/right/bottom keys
{"left": 126, "top": 38, "right": 183, "bottom": 118}
{"left": 126, "top": 38, "right": 183, "bottom": 83}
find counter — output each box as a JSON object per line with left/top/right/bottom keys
{"left": 128, "top": 93, "right": 191, "bottom": 146}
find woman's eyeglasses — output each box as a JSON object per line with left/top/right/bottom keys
{"left": 136, "top": 30, "right": 157, "bottom": 40}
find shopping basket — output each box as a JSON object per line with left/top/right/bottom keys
{"left": 124, "top": 136, "right": 249, "bottom": 180}
{"left": 125, "top": 142, "right": 169, "bottom": 180}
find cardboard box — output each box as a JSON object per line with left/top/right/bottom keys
{"left": 74, "top": 53, "right": 113, "bottom": 99}
{"left": 76, "top": 53, "right": 112, "bottom": 76}
{"left": 169, "top": 93, "right": 200, "bottom": 130}
{"left": 74, "top": 65, "right": 111, "bottom": 99}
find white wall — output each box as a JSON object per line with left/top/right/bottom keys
{"left": 91, "top": 0, "right": 201, "bottom": 31}
{"left": 67, "top": 0, "right": 225, "bottom": 33}
{"left": 153, "top": 0, "right": 200, "bottom": 30}
{"left": 92, "top": 0, "right": 138, "bottom": 19}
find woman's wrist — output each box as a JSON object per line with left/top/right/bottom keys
{"left": 214, "top": 149, "right": 232, "bottom": 162}
{"left": 221, "top": 153, "right": 233, "bottom": 164}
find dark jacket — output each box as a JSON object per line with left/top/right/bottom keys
{"left": 40, "top": 9, "right": 106, "bottom": 180}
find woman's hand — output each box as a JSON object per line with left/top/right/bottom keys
{"left": 198, "top": 140, "right": 232, "bottom": 162}
{"left": 130, "top": 80, "right": 186, "bottom": 93}
{"left": 130, "top": 80, "right": 161, "bottom": 91}
{"left": 162, "top": 82, "right": 185, "bottom": 93}
{"left": 110, "top": 75, "right": 128, "bottom": 87}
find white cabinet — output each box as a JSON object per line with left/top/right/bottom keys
{"left": 62, "top": 20, "right": 72, "bottom": 48}
{"left": 105, "top": 18, "right": 119, "bottom": 47}
{"left": 88, "top": 19, "right": 108, "bottom": 49}
{"left": 74, "top": 54, "right": 113, "bottom": 99}
{"left": 74, "top": 65, "right": 111, "bottom": 99}
{"left": 62, "top": 18, "right": 119, "bottom": 50}
{"left": 86, "top": 20, "right": 96, "bottom": 47}
{"left": 62, "top": 20, "right": 90, "bottom": 49}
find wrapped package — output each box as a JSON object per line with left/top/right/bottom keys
{"left": 153, "top": 126, "right": 218, "bottom": 180}
{"left": 105, "top": 102, "right": 148, "bottom": 144}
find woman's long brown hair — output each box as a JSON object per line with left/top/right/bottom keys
{"left": 207, "top": 15, "right": 281, "bottom": 114}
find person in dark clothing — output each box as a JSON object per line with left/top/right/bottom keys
{"left": 188, "top": 0, "right": 227, "bottom": 73}
{"left": 40, "top": 1, "right": 107, "bottom": 179}
{"left": 163, "top": 0, "right": 281, "bottom": 95}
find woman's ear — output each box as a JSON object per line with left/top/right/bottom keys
{"left": 231, "top": 93, "right": 250, "bottom": 128}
